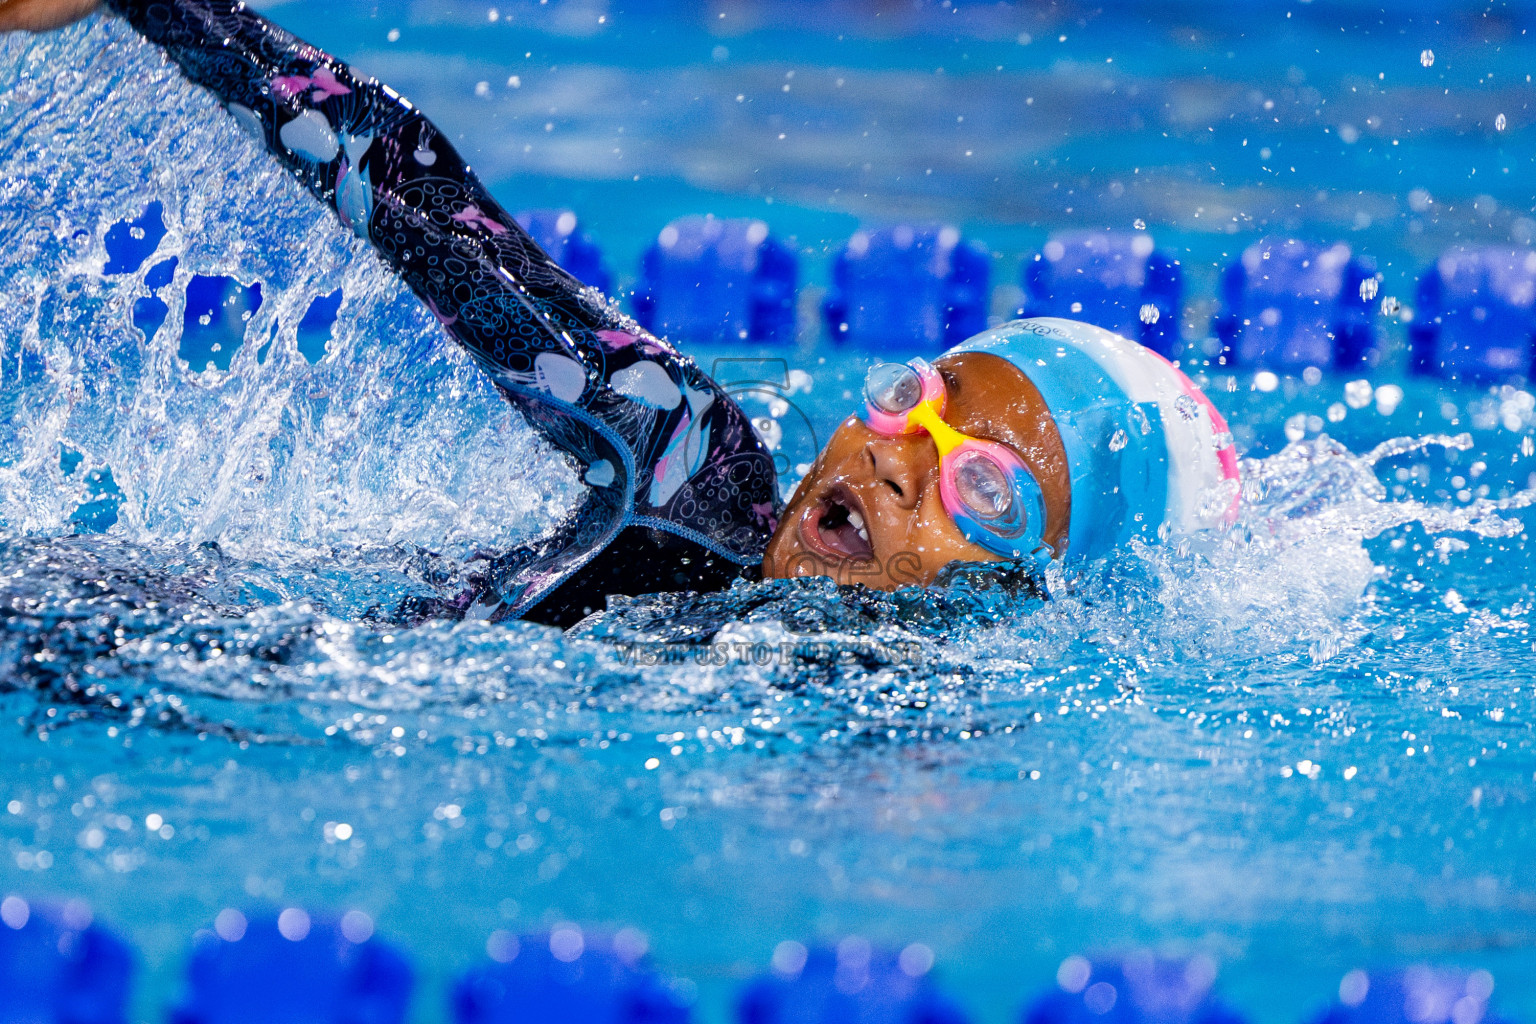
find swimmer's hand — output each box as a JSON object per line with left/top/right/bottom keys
{"left": 0, "top": 0, "right": 100, "bottom": 32}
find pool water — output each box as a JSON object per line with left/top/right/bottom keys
{"left": 2, "top": 4, "right": 1536, "bottom": 1023}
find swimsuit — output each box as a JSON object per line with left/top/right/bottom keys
{"left": 105, "top": 0, "right": 781, "bottom": 626}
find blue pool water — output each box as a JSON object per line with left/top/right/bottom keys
{"left": 3, "top": 3, "right": 1536, "bottom": 1022}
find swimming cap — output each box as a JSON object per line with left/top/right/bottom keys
{"left": 946, "top": 317, "right": 1240, "bottom": 560}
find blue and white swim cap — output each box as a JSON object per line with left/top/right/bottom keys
{"left": 946, "top": 317, "right": 1241, "bottom": 561}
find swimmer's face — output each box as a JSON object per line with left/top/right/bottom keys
{"left": 762, "top": 351, "right": 1072, "bottom": 588}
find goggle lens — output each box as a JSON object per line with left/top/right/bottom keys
{"left": 864, "top": 362, "right": 925, "bottom": 415}
{"left": 951, "top": 449, "right": 1014, "bottom": 520}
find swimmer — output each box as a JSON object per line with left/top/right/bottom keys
{"left": 0, "top": 0, "right": 1240, "bottom": 626}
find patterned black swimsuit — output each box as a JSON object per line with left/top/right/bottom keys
{"left": 104, "top": 0, "right": 781, "bottom": 626}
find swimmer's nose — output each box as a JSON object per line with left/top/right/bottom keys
{"left": 864, "top": 437, "right": 924, "bottom": 510}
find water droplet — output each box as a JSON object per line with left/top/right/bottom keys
{"left": 1128, "top": 404, "right": 1152, "bottom": 435}
{"left": 1132, "top": 218, "right": 1146, "bottom": 230}
{"left": 1359, "top": 277, "right": 1379, "bottom": 301}
{"left": 1380, "top": 296, "right": 1401, "bottom": 317}
{"left": 1344, "top": 379, "right": 1374, "bottom": 409}
{"left": 1109, "top": 429, "right": 1128, "bottom": 451}
{"left": 1139, "top": 303, "right": 1160, "bottom": 324}
{"left": 1420, "top": 48, "right": 1435, "bottom": 67}
{"left": 1495, "top": 112, "right": 1507, "bottom": 131}
{"left": 1522, "top": 435, "right": 1534, "bottom": 457}
{"left": 1375, "top": 383, "right": 1405, "bottom": 415}
{"left": 1174, "top": 395, "right": 1200, "bottom": 421}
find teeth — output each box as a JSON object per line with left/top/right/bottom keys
{"left": 847, "top": 509, "right": 868, "bottom": 541}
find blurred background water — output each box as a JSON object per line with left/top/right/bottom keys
{"left": 1, "top": 2, "right": 1535, "bottom": 1022}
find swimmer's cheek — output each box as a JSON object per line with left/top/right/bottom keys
{"left": 759, "top": 515, "right": 801, "bottom": 580}
{"left": 0, "top": 0, "right": 102, "bottom": 33}
{"left": 886, "top": 551, "right": 923, "bottom": 587}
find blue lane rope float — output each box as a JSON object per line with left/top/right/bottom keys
{"left": 0, "top": 896, "right": 1527, "bottom": 1024}
{"left": 98, "top": 201, "right": 1536, "bottom": 381}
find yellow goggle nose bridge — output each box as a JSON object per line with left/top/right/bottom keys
{"left": 905, "top": 400, "right": 969, "bottom": 457}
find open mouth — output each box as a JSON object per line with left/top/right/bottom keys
{"left": 800, "top": 487, "right": 874, "bottom": 561}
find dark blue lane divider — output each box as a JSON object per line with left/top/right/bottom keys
{"left": 1214, "top": 238, "right": 1379, "bottom": 372}
{"left": 1309, "top": 967, "right": 1505, "bottom": 1024}
{"left": 455, "top": 927, "right": 688, "bottom": 1024}
{"left": 739, "top": 939, "right": 968, "bottom": 1024}
{"left": 1410, "top": 248, "right": 1536, "bottom": 383}
{"left": 0, "top": 895, "right": 133, "bottom": 1024}
{"left": 0, "top": 896, "right": 1521, "bottom": 1024}
{"left": 1027, "top": 955, "right": 1245, "bottom": 1024}
{"left": 100, "top": 201, "right": 1536, "bottom": 381}
{"left": 1020, "top": 232, "right": 1183, "bottom": 359}
{"left": 823, "top": 224, "right": 990, "bottom": 353}
{"left": 634, "top": 215, "right": 798, "bottom": 346}
{"left": 173, "top": 909, "right": 411, "bottom": 1024}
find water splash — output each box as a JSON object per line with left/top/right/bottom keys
{"left": 0, "top": 19, "right": 581, "bottom": 565}
{"left": 1, "top": 427, "right": 1527, "bottom": 755}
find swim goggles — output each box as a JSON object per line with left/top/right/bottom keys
{"left": 862, "top": 359, "right": 1049, "bottom": 562}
